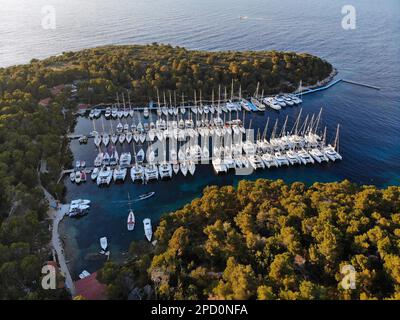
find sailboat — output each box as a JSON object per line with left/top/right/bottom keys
{"left": 127, "top": 193, "right": 135, "bottom": 231}
{"left": 143, "top": 218, "right": 153, "bottom": 242}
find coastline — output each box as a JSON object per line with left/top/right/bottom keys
{"left": 296, "top": 67, "right": 338, "bottom": 93}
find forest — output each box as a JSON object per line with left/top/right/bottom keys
{"left": 0, "top": 44, "right": 332, "bottom": 299}
{"left": 98, "top": 179, "right": 400, "bottom": 300}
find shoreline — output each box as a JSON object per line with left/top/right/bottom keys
{"left": 296, "top": 67, "right": 338, "bottom": 93}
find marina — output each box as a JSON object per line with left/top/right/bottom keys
{"left": 65, "top": 101, "right": 342, "bottom": 186}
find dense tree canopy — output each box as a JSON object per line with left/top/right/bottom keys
{"left": 1, "top": 44, "right": 332, "bottom": 105}
{"left": 98, "top": 180, "right": 400, "bottom": 300}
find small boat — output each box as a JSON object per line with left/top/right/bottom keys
{"left": 143, "top": 108, "right": 149, "bottom": 118}
{"left": 126, "top": 132, "right": 133, "bottom": 144}
{"left": 127, "top": 210, "right": 135, "bottom": 231}
{"left": 102, "top": 133, "right": 110, "bottom": 146}
{"left": 137, "top": 149, "right": 145, "bottom": 163}
{"left": 180, "top": 161, "right": 188, "bottom": 176}
{"left": 136, "top": 192, "right": 156, "bottom": 201}
{"left": 143, "top": 218, "right": 153, "bottom": 242}
{"left": 100, "top": 237, "right": 108, "bottom": 251}
{"left": 172, "top": 161, "right": 180, "bottom": 174}
{"left": 188, "top": 161, "right": 196, "bottom": 175}
{"left": 91, "top": 167, "right": 99, "bottom": 180}
{"left": 75, "top": 171, "right": 82, "bottom": 184}
{"left": 119, "top": 133, "right": 126, "bottom": 144}
{"left": 79, "top": 270, "right": 91, "bottom": 279}
{"left": 70, "top": 172, "right": 75, "bottom": 182}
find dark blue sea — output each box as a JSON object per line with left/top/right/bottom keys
{"left": 1, "top": 0, "right": 399, "bottom": 278}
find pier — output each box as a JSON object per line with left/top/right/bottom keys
{"left": 295, "top": 78, "right": 380, "bottom": 96}
{"left": 342, "top": 79, "right": 381, "bottom": 90}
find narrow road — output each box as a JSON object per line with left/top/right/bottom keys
{"left": 41, "top": 184, "right": 76, "bottom": 296}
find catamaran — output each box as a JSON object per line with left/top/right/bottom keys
{"left": 159, "top": 161, "right": 173, "bottom": 179}
{"left": 113, "top": 166, "right": 127, "bottom": 182}
{"left": 97, "top": 166, "right": 112, "bottom": 186}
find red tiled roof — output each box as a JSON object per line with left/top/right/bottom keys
{"left": 77, "top": 103, "right": 89, "bottom": 109}
{"left": 51, "top": 84, "right": 65, "bottom": 96}
{"left": 39, "top": 98, "right": 51, "bottom": 107}
{"left": 74, "top": 272, "right": 107, "bottom": 300}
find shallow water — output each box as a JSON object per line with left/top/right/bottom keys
{"left": 1, "top": 0, "right": 399, "bottom": 277}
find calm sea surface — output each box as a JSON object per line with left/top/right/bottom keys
{"left": 1, "top": 0, "right": 399, "bottom": 277}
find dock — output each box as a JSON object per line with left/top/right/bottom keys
{"left": 342, "top": 79, "right": 380, "bottom": 90}
{"left": 295, "top": 78, "right": 380, "bottom": 96}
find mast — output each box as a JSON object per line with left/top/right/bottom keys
{"left": 334, "top": 124, "right": 340, "bottom": 152}
{"left": 262, "top": 117, "right": 270, "bottom": 141}
{"left": 271, "top": 119, "right": 278, "bottom": 139}
{"left": 174, "top": 91, "right": 177, "bottom": 107}
{"left": 255, "top": 82, "right": 260, "bottom": 98}
{"left": 230, "top": 79, "right": 234, "bottom": 101}
{"left": 322, "top": 126, "right": 327, "bottom": 146}
{"left": 291, "top": 108, "right": 303, "bottom": 136}
{"left": 224, "top": 86, "right": 227, "bottom": 102}
{"left": 314, "top": 108, "right": 323, "bottom": 134}
{"left": 279, "top": 115, "right": 288, "bottom": 137}
{"left": 300, "top": 115, "right": 309, "bottom": 136}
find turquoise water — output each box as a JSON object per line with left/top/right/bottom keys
{"left": 1, "top": 0, "right": 399, "bottom": 277}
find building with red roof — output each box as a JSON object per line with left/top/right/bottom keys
{"left": 74, "top": 272, "right": 107, "bottom": 300}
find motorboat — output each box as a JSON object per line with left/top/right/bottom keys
{"left": 274, "top": 95, "right": 287, "bottom": 107}
{"left": 69, "top": 172, "right": 75, "bottom": 182}
{"left": 143, "top": 218, "right": 153, "bottom": 242}
{"left": 100, "top": 237, "right": 108, "bottom": 251}
{"left": 79, "top": 270, "right": 91, "bottom": 279}
{"left": 135, "top": 192, "right": 155, "bottom": 201}
{"left": 91, "top": 167, "right": 99, "bottom": 180}
{"left": 283, "top": 95, "right": 295, "bottom": 106}
{"left": 263, "top": 97, "right": 281, "bottom": 110}
{"left": 250, "top": 97, "right": 266, "bottom": 111}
